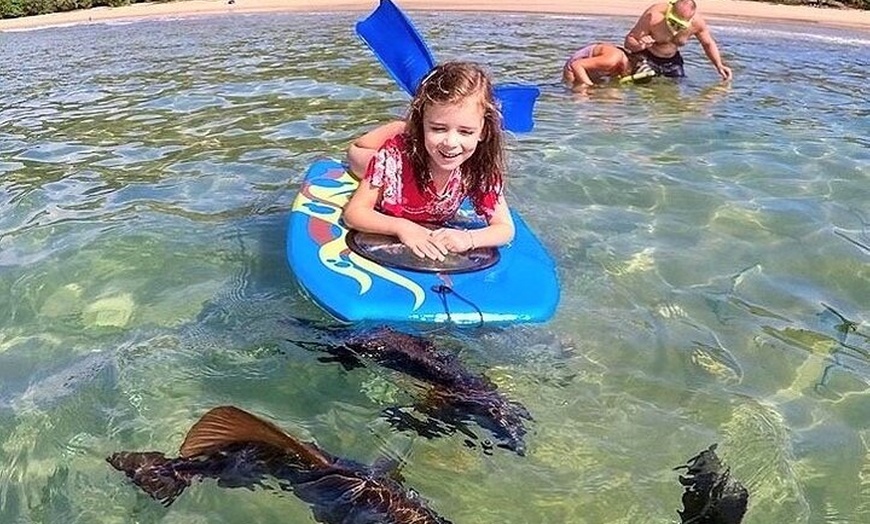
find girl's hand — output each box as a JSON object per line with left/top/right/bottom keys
{"left": 397, "top": 223, "right": 448, "bottom": 261}
{"left": 429, "top": 228, "right": 475, "bottom": 254}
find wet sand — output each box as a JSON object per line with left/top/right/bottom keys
{"left": 2, "top": 0, "right": 869, "bottom": 32}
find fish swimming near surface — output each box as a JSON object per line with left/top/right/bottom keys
{"left": 675, "top": 444, "right": 749, "bottom": 524}
{"left": 291, "top": 325, "right": 532, "bottom": 456}
{"left": 107, "top": 405, "right": 452, "bottom": 524}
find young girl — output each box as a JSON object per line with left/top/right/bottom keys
{"left": 342, "top": 61, "right": 515, "bottom": 262}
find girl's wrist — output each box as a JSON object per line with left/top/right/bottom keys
{"left": 467, "top": 230, "right": 475, "bottom": 251}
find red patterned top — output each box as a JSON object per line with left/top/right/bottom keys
{"left": 363, "top": 134, "right": 501, "bottom": 224}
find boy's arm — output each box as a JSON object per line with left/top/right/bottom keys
{"left": 625, "top": 9, "right": 656, "bottom": 52}
{"left": 696, "top": 22, "right": 732, "bottom": 81}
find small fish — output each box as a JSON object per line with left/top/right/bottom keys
{"left": 107, "top": 406, "right": 452, "bottom": 524}
{"left": 293, "top": 326, "right": 532, "bottom": 455}
{"left": 675, "top": 444, "right": 749, "bottom": 524}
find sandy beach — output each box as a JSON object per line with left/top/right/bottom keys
{"left": 2, "top": 0, "right": 870, "bottom": 32}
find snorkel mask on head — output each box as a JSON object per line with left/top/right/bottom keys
{"left": 665, "top": 0, "right": 693, "bottom": 33}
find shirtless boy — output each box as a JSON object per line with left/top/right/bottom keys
{"left": 624, "top": 0, "right": 732, "bottom": 80}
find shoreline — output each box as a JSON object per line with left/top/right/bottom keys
{"left": 2, "top": 0, "right": 870, "bottom": 32}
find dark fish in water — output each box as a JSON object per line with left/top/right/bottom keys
{"left": 293, "top": 326, "right": 532, "bottom": 455}
{"left": 675, "top": 444, "right": 748, "bottom": 524}
{"left": 107, "top": 406, "right": 452, "bottom": 524}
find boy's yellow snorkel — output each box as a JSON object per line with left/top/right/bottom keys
{"left": 619, "top": 59, "right": 656, "bottom": 84}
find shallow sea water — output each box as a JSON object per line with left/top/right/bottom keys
{"left": 1, "top": 11, "right": 868, "bottom": 524}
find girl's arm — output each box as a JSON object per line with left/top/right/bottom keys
{"left": 430, "top": 195, "right": 515, "bottom": 252}
{"left": 474, "top": 195, "right": 515, "bottom": 247}
{"left": 346, "top": 120, "right": 407, "bottom": 178}
{"left": 564, "top": 60, "right": 595, "bottom": 89}
{"left": 342, "top": 179, "right": 449, "bottom": 261}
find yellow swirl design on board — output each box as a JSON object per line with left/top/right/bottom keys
{"left": 293, "top": 167, "right": 425, "bottom": 309}
{"left": 348, "top": 251, "right": 425, "bottom": 309}
{"left": 309, "top": 171, "right": 356, "bottom": 208}
{"left": 318, "top": 232, "right": 373, "bottom": 294}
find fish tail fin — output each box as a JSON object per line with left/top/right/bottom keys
{"left": 107, "top": 451, "right": 190, "bottom": 506}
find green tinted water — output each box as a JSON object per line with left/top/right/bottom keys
{"left": 1, "top": 12, "right": 868, "bottom": 524}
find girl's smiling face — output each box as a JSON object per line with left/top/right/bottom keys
{"left": 422, "top": 95, "right": 485, "bottom": 178}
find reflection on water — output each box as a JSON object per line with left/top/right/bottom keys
{"left": 1, "top": 11, "right": 868, "bottom": 524}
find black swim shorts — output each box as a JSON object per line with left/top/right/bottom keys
{"left": 636, "top": 49, "right": 685, "bottom": 78}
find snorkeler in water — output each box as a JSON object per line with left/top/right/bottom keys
{"left": 562, "top": 42, "right": 655, "bottom": 91}
{"left": 625, "top": 0, "right": 732, "bottom": 80}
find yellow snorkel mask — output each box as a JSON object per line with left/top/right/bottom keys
{"left": 665, "top": 1, "right": 693, "bottom": 33}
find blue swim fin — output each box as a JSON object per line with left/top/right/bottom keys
{"left": 494, "top": 84, "right": 540, "bottom": 133}
{"left": 355, "top": 0, "right": 435, "bottom": 97}
{"left": 356, "top": 0, "right": 539, "bottom": 133}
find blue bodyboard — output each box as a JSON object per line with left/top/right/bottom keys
{"left": 286, "top": 159, "right": 560, "bottom": 325}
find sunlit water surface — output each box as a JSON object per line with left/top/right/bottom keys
{"left": 1, "top": 11, "right": 868, "bottom": 524}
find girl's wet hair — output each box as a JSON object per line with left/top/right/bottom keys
{"left": 404, "top": 62, "right": 506, "bottom": 197}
